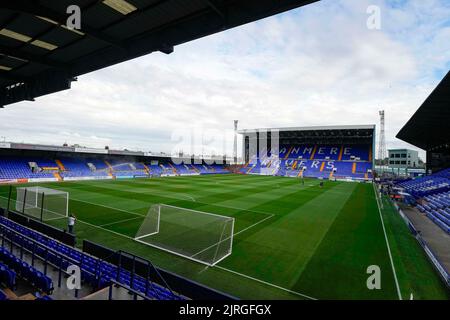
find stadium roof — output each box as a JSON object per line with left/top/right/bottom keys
{"left": 0, "top": 140, "right": 167, "bottom": 157}
{"left": 238, "top": 125, "right": 375, "bottom": 144}
{"left": 0, "top": 141, "right": 232, "bottom": 161}
{"left": 237, "top": 124, "right": 375, "bottom": 134}
{"left": 396, "top": 70, "right": 450, "bottom": 150}
{"left": 0, "top": 0, "right": 317, "bottom": 107}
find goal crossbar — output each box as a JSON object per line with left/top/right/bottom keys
{"left": 134, "top": 203, "right": 234, "bottom": 266}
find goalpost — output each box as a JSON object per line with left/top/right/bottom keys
{"left": 135, "top": 204, "right": 234, "bottom": 266}
{"left": 15, "top": 186, "right": 69, "bottom": 221}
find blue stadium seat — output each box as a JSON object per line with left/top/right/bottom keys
{"left": 397, "top": 170, "right": 450, "bottom": 233}
{"left": 0, "top": 262, "right": 16, "bottom": 288}
{"left": 240, "top": 144, "right": 373, "bottom": 180}
{"left": 0, "top": 216, "right": 183, "bottom": 300}
{"left": 0, "top": 247, "right": 53, "bottom": 294}
{"left": 0, "top": 289, "right": 7, "bottom": 300}
{"left": 0, "top": 154, "right": 229, "bottom": 181}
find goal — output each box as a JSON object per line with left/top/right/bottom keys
{"left": 135, "top": 204, "right": 234, "bottom": 266}
{"left": 15, "top": 186, "right": 69, "bottom": 221}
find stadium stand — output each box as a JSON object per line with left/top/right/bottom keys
{"left": 0, "top": 153, "right": 229, "bottom": 183}
{"left": 238, "top": 126, "right": 375, "bottom": 181}
{"left": 0, "top": 215, "right": 184, "bottom": 300}
{"left": 240, "top": 144, "right": 373, "bottom": 180}
{"left": 0, "top": 259, "right": 16, "bottom": 289}
{"left": 0, "top": 247, "right": 54, "bottom": 294}
{"left": 397, "top": 168, "right": 450, "bottom": 233}
{"left": 0, "top": 157, "right": 58, "bottom": 180}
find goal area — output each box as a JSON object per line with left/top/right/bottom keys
{"left": 134, "top": 204, "right": 234, "bottom": 266}
{"left": 15, "top": 186, "right": 69, "bottom": 221}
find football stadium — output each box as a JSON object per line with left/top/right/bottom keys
{"left": 0, "top": 0, "right": 449, "bottom": 307}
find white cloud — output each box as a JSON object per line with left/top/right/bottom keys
{"left": 2, "top": 0, "right": 449, "bottom": 161}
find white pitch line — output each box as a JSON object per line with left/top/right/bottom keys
{"left": 372, "top": 183, "right": 402, "bottom": 300}
{"left": 100, "top": 216, "right": 142, "bottom": 227}
{"left": 181, "top": 193, "right": 196, "bottom": 202}
{"left": 0, "top": 184, "right": 318, "bottom": 300}
{"left": 190, "top": 213, "right": 275, "bottom": 261}
{"left": 22, "top": 191, "right": 273, "bottom": 232}
{"left": 214, "top": 265, "right": 317, "bottom": 300}
{"left": 70, "top": 197, "right": 145, "bottom": 217}
{"left": 234, "top": 214, "right": 275, "bottom": 236}
{"left": 73, "top": 213, "right": 315, "bottom": 300}
{"left": 75, "top": 218, "right": 134, "bottom": 240}
{"left": 191, "top": 200, "right": 276, "bottom": 217}
{"left": 70, "top": 192, "right": 274, "bottom": 220}
{"left": 375, "top": 185, "right": 384, "bottom": 209}
{"left": 24, "top": 195, "right": 311, "bottom": 301}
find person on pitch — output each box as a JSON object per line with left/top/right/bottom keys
{"left": 68, "top": 213, "right": 76, "bottom": 234}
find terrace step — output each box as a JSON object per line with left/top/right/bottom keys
{"left": 167, "top": 162, "right": 178, "bottom": 174}
{"left": 310, "top": 145, "right": 318, "bottom": 160}
{"left": 104, "top": 160, "right": 113, "bottom": 171}
{"left": 284, "top": 146, "right": 293, "bottom": 160}
{"left": 142, "top": 163, "right": 150, "bottom": 174}
{"left": 55, "top": 159, "right": 66, "bottom": 171}
{"left": 53, "top": 172, "right": 62, "bottom": 181}
{"left": 338, "top": 146, "right": 344, "bottom": 161}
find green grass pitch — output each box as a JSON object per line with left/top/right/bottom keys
{"left": 0, "top": 174, "right": 448, "bottom": 300}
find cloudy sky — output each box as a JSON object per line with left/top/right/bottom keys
{"left": 2, "top": 0, "right": 450, "bottom": 160}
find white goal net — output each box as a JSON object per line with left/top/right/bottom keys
{"left": 15, "top": 186, "right": 69, "bottom": 221}
{"left": 135, "top": 204, "right": 234, "bottom": 266}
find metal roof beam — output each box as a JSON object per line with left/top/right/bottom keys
{"left": 204, "top": 0, "right": 226, "bottom": 20}
{"left": 0, "top": 70, "right": 28, "bottom": 82}
{"left": 2, "top": 0, "right": 126, "bottom": 50}
{"left": 0, "top": 44, "right": 66, "bottom": 69}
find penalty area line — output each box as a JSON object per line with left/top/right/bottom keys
{"left": 75, "top": 218, "right": 134, "bottom": 240}
{"left": 69, "top": 197, "right": 146, "bottom": 218}
{"left": 99, "top": 216, "right": 143, "bottom": 227}
{"left": 233, "top": 214, "right": 274, "bottom": 237}
{"left": 181, "top": 193, "right": 196, "bottom": 202}
{"left": 37, "top": 198, "right": 310, "bottom": 300}
{"left": 192, "top": 213, "right": 275, "bottom": 264}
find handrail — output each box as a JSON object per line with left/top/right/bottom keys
{"left": 108, "top": 278, "right": 150, "bottom": 301}
{"left": 116, "top": 249, "right": 177, "bottom": 299}
{"left": 0, "top": 216, "right": 180, "bottom": 299}
{"left": 0, "top": 219, "right": 101, "bottom": 296}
